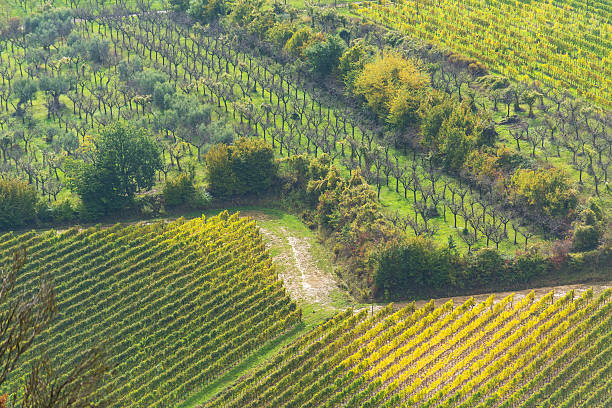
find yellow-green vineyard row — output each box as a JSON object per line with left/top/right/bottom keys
{"left": 356, "top": 0, "right": 611, "bottom": 107}
{"left": 208, "top": 288, "right": 612, "bottom": 408}
{"left": 0, "top": 212, "right": 300, "bottom": 407}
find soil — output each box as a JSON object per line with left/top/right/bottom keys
{"left": 259, "top": 227, "right": 342, "bottom": 308}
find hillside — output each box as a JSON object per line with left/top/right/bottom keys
{"left": 207, "top": 288, "right": 612, "bottom": 407}
{"left": 0, "top": 212, "right": 300, "bottom": 406}
{"left": 356, "top": 0, "right": 611, "bottom": 107}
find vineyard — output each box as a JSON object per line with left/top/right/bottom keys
{"left": 207, "top": 288, "right": 612, "bottom": 408}
{"left": 0, "top": 212, "right": 300, "bottom": 406}
{"left": 0, "top": 1, "right": 546, "bottom": 254}
{"left": 356, "top": 0, "right": 612, "bottom": 107}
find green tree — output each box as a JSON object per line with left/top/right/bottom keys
{"left": 188, "top": 0, "right": 226, "bottom": 24}
{"left": 170, "top": 0, "right": 190, "bottom": 11}
{"left": 337, "top": 41, "right": 372, "bottom": 93}
{"left": 66, "top": 124, "right": 162, "bottom": 216}
{"left": 163, "top": 172, "right": 199, "bottom": 208}
{"left": 373, "top": 237, "right": 455, "bottom": 299}
{"left": 38, "top": 75, "right": 72, "bottom": 119}
{"left": 304, "top": 35, "right": 345, "bottom": 77}
{"left": 12, "top": 79, "right": 37, "bottom": 119}
{"left": 205, "top": 138, "right": 276, "bottom": 198}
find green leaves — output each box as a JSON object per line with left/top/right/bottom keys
{"left": 205, "top": 137, "right": 276, "bottom": 199}
{"left": 66, "top": 124, "right": 162, "bottom": 217}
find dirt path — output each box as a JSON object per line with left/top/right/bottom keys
{"left": 259, "top": 226, "right": 343, "bottom": 308}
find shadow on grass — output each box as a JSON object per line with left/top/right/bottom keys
{"left": 178, "top": 322, "right": 307, "bottom": 408}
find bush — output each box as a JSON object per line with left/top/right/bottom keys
{"left": 373, "top": 237, "right": 456, "bottom": 299}
{"left": 163, "top": 173, "right": 199, "bottom": 208}
{"left": 466, "top": 248, "right": 505, "bottom": 285}
{"left": 510, "top": 250, "right": 549, "bottom": 283}
{"left": 304, "top": 35, "right": 345, "bottom": 77}
{"left": 0, "top": 179, "right": 38, "bottom": 229}
{"left": 573, "top": 225, "right": 600, "bottom": 252}
{"left": 510, "top": 167, "right": 578, "bottom": 218}
{"left": 205, "top": 137, "right": 277, "bottom": 199}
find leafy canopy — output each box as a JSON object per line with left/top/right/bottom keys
{"left": 66, "top": 124, "right": 162, "bottom": 216}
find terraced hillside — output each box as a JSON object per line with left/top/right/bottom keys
{"left": 209, "top": 288, "right": 612, "bottom": 408}
{"left": 357, "top": 0, "right": 611, "bottom": 107}
{"left": 0, "top": 212, "right": 300, "bottom": 407}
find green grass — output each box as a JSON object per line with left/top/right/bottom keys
{"left": 177, "top": 301, "right": 338, "bottom": 408}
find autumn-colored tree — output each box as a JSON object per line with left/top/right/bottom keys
{"left": 510, "top": 168, "right": 578, "bottom": 218}
{"left": 354, "top": 53, "right": 427, "bottom": 126}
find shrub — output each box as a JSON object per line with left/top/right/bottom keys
{"left": 0, "top": 178, "right": 38, "bottom": 229}
{"left": 163, "top": 173, "right": 198, "bottom": 208}
{"left": 205, "top": 138, "right": 277, "bottom": 199}
{"left": 510, "top": 167, "right": 578, "bottom": 218}
{"left": 373, "top": 237, "right": 456, "bottom": 299}
{"left": 466, "top": 248, "right": 505, "bottom": 285}
{"left": 304, "top": 35, "right": 345, "bottom": 77}
{"left": 573, "top": 225, "right": 600, "bottom": 252}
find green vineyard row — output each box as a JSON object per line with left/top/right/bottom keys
{"left": 356, "top": 0, "right": 611, "bottom": 107}
{"left": 0, "top": 212, "right": 300, "bottom": 407}
{"left": 207, "top": 288, "right": 612, "bottom": 407}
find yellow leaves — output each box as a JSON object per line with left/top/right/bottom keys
{"left": 354, "top": 52, "right": 427, "bottom": 118}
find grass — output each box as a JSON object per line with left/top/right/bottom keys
{"left": 178, "top": 207, "right": 355, "bottom": 408}
{"left": 177, "top": 302, "right": 337, "bottom": 408}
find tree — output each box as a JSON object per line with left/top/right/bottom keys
{"left": 337, "top": 41, "right": 372, "bottom": 93}
{"left": 12, "top": 79, "right": 37, "bottom": 120}
{"left": 205, "top": 137, "right": 277, "bottom": 198}
{"left": 188, "top": 0, "right": 227, "bottom": 24}
{"left": 510, "top": 167, "right": 578, "bottom": 219}
{"left": 66, "top": 124, "right": 162, "bottom": 216}
{"left": 38, "top": 75, "right": 71, "bottom": 119}
{"left": 354, "top": 52, "right": 427, "bottom": 121}
{"left": 304, "top": 35, "right": 345, "bottom": 77}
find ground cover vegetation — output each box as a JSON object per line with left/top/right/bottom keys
{"left": 0, "top": 0, "right": 608, "bottom": 296}
{"left": 0, "top": 212, "right": 300, "bottom": 405}
{"left": 206, "top": 288, "right": 612, "bottom": 408}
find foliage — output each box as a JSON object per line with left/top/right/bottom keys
{"left": 0, "top": 179, "right": 37, "bottom": 230}
{"left": 206, "top": 138, "right": 276, "bottom": 199}
{"left": 188, "top": 0, "right": 227, "bottom": 24}
{"left": 510, "top": 168, "right": 578, "bottom": 218}
{"left": 418, "top": 93, "right": 480, "bottom": 170}
{"left": 337, "top": 41, "right": 372, "bottom": 93}
{"left": 163, "top": 172, "right": 200, "bottom": 208}
{"left": 66, "top": 124, "right": 162, "bottom": 216}
{"left": 354, "top": 52, "right": 427, "bottom": 124}
{"left": 283, "top": 27, "right": 320, "bottom": 58}
{"left": 303, "top": 35, "right": 345, "bottom": 77}
{"left": 373, "top": 237, "right": 456, "bottom": 299}
{"left": 573, "top": 225, "right": 600, "bottom": 252}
